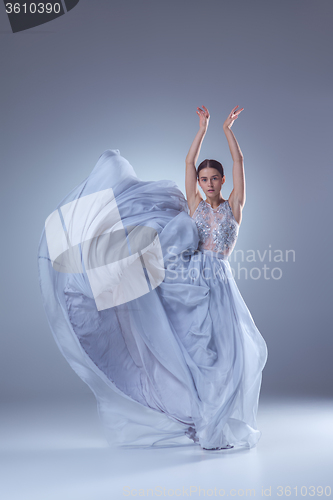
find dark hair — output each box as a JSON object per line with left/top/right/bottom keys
{"left": 197, "top": 159, "right": 224, "bottom": 180}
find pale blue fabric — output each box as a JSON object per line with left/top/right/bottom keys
{"left": 37, "top": 149, "right": 268, "bottom": 449}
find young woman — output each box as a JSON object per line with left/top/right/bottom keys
{"left": 38, "top": 105, "right": 268, "bottom": 451}
{"left": 187, "top": 105, "right": 244, "bottom": 222}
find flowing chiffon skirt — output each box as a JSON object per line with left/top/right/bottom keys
{"left": 37, "top": 149, "right": 268, "bottom": 449}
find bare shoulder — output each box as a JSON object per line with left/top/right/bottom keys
{"left": 228, "top": 191, "right": 244, "bottom": 226}
{"left": 188, "top": 194, "right": 203, "bottom": 218}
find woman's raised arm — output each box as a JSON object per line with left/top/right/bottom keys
{"left": 223, "top": 106, "right": 246, "bottom": 225}
{"left": 185, "top": 106, "right": 210, "bottom": 214}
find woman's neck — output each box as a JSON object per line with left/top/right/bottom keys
{"left": 205, "top": 194, "right": 224, "bottom": 209}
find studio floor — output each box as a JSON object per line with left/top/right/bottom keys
{"left": 1, "top": 396, "right": 332, "bottom": 500}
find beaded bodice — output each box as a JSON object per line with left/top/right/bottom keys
{"left": 191, "top": 199, "right": 239, "bottom": 258}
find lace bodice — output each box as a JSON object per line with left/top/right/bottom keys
{"left": 191, "top": 199, "right": 239, "bottom": 258}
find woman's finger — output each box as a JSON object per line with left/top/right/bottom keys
{"left": 201, "top": 105, "right": 209, "bottom": 116}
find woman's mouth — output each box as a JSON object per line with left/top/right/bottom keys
{"left": 208, "top": 189, "right": 214, "bottom": 192}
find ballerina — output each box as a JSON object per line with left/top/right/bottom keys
{"left": 185, "top": 106, "right": 249, "bottom": 450}
{"left": 187, "top": 104, "right": 244, "bottom": 224}
{"left": 38, "top": 104, "right": 267, "bottom": 451}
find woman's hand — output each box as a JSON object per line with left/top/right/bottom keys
{"left": 223, "top": 105, "right": 244, "bottom": 130}
{"left": 196, "top": 105, "right": 210, "bottom": 131}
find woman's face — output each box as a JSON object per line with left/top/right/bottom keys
{"left": 198, "top": 167, "right": 225, "bottom": 197}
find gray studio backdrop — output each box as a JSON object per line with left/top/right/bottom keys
{"left": 1, "top": 0, "right": 332, "bottom": 401}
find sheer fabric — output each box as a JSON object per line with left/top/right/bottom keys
{"left": 37, "top": 149, "right": 268, "bottom": 449}
{"left": 192, "top": 199, "right": 239, "bottom": 257}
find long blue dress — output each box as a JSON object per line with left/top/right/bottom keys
{"left": 37, "top": 149, "right": 268, "bottom": 450}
